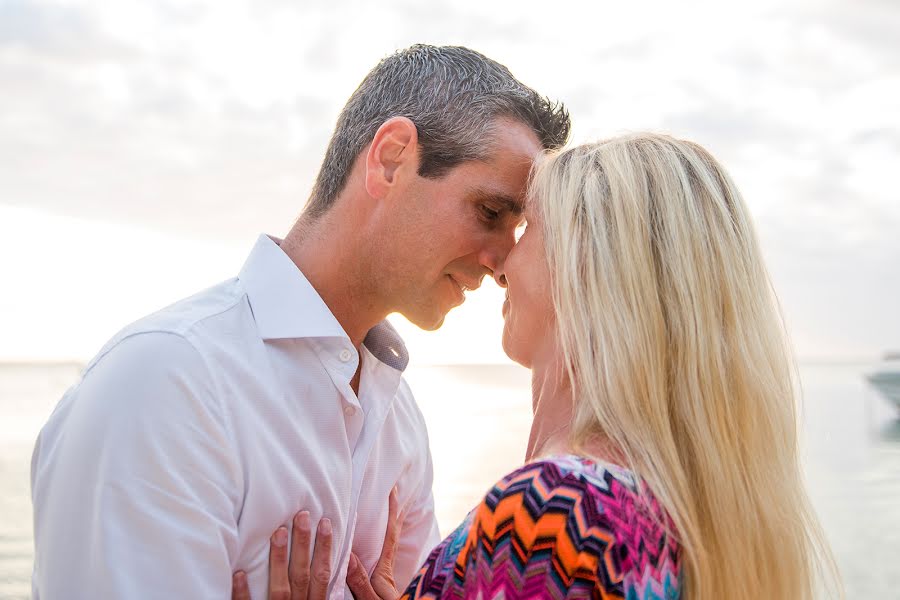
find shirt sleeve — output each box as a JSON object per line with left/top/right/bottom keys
{"left": 31, "top": 331, "right": 243, "bottom": 599}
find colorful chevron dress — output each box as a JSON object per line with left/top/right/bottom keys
{"left": 401, "top": 455, "right": 681, "bottom": 599}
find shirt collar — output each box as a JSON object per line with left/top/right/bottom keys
{"left": 238, "top": 234, "right": 410, "bottom": 371}
{"left": 239, "top": 234, "right": 347, "bottom": 341}
{"left": 363, "top": 319, "right": 409, "bottom": 372}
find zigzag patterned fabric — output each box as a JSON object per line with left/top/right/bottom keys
{"left": 401, "top": 455, "right": 682, "bottom": 599}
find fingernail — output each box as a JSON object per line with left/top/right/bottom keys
{"left": 295, "top": 510, "right": 310, "bottom": 528}
{"left": 348, "top": 553, "right": 358, "bottom": 569}
{"left": 273, "top": 527, "right": 288, "bottom": 547}
{"left": 234, "top": 571, "right": 246, "bottom": 584}
{"left": 320, "top": 518, "right": 332, "bottom": 535}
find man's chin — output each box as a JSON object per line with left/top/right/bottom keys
{"left": 401, "top": 306, "right": 449, "bottom": 331}
{"left": 411, "top": 313, "right": 446, "bottom": 332}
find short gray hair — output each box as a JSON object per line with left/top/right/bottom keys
{"left": 306, "top": 44, "right": 571, "bottom": 216}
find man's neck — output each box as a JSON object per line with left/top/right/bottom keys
{"left": 280, "top": 213, "right": 388, "bottom": 349}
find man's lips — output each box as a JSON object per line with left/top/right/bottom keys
{"left": 448, "top": 275, "right": 482, "bottom": 293}
{"left": 446, "top": 275, "right": 467, "bottom": 305}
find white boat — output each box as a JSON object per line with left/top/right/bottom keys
{"left": 867, "top": 352, "right": 900, "bottom": 410}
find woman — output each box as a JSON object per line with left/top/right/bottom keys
{"left": 235, "top": 133, "right": 841, "bottom": 599}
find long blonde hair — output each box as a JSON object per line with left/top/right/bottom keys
{"left": 532, "top": 133, "right": 841, "bottom": 599}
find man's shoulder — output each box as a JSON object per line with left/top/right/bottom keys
{"left": 89, "top": 278, "right": 251, "bottom": 367}
{"left": 45, "top": 280, "right": 254, "bottom": 443}
{"left": 132, "top": 277, "right": 248, "bottom": 337}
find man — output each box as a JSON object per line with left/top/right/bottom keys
{"left": 31, "top": 44, "right": 570, "bottom": 599}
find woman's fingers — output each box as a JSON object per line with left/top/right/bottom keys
{"left": 232, "top": 571, "right": 251, "bottom": 600}
{"left": 307, "top": 518, "right": 333, "bottom": 600}
{"left": 377, "top": 487, "right": 401, "bottom": 574}
{"left": 268, "top": 527, "right": 291, "bottom": 600}
{"left": 288, "top": 511, "right": 312, "bottom": 600}
{"left": 346, "top": 553, "right": 381, "bottom": 600}
{"left": 365, "top": 487, "right": 403, "bottom": 599}
{"left": 232, "top": 512, "right": 335, "bottom": 600}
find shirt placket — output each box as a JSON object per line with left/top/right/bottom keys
{"left": 334, "top": 354, "right": 402, "bottom": 599}
{"left": 317, "top": 340, "right": 370, "bottom": 600}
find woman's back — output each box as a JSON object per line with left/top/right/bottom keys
{"left": 401, "top": 455, "right": 681, "bottom": 599}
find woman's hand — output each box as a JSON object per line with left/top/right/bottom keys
{"left": 345, "top": 488, "right": 403, "bottom": 600}
{"left": 231, "top": 510, "right": 334, "bottom": 600}
{"left": 230, "top": 486, "right": 402, "bottom": 600}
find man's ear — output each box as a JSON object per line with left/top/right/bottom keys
{"left": 365, "top": 117, "right": 419, "bottom": 199}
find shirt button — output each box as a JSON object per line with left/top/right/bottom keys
{"left": 339, "top": 349, "right": 352, "bottom": 362}
{"left": 344, "top": 405, "right": 356, "bottom": 417}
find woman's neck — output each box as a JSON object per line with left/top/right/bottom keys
{"left": 525, "top": 357, "right": 574, "bottom": 462}
{"left": 525, "top": 354, "right": 627, "bottom": 466}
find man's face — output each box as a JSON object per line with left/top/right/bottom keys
{"left": 384, "top": 119, "right": 543, "bottom": 330}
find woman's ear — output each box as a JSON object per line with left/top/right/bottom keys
{"left": 364, "top": 117, "right": 419, "bottom": 199}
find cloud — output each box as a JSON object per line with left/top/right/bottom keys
{"left": 0, "top": 0, "right": 115, "bottom": 59}
{"left": 0, "top": 0, "right": 348, "bottom": 238}
{"left": 0, "top": 0, "right": 898, "bottom": 359}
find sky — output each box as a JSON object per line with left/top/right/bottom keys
{"left": 1, "top": 0, "right": 898, "bottom": 363}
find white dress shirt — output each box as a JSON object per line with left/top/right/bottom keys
{"left": 31, "top": 234, "right": 441, "bottom": 599}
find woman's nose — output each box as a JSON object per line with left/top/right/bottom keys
{"left": 493, "top": 269, "right": 508, "bottom": 288}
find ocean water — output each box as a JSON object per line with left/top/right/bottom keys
{"left": 1, "top": 361, "right": 898, "bottom": 598}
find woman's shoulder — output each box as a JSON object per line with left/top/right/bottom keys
{"left": 479, "top": 453, "right": 664, "bottom": 552}
{"left": 402, "top": 454, "right": 682, "bottom": 599}
{"left": 490, "top": 453, "right": 639, "bottom": 497}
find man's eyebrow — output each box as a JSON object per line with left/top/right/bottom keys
{"left": 470, "top": 189, "right": 525, "bottom": 215}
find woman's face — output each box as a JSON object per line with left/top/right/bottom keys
{"left": 501, "top": 201, "right": 557, "bottom": 368}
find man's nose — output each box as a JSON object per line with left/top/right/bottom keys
{"left": 479, "top": 230, "right": 515, "bottom": 288}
